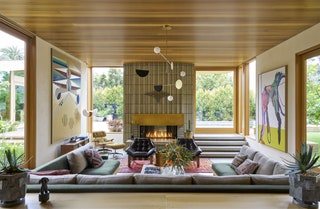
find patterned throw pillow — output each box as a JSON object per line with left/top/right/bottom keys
{"left": 84, "top": 149, "right": 104, "bottom": 168}
{"left": 231, "top": 154, "right": 248, "bottom": 169}
{"left": 235, "top": 159, "right": 259, "bottom": 175}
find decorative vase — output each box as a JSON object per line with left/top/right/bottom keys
{"left": 184, "top": 131, "right": 193, "bottom": 138}
{"left": 171, "top": 165, "right": 185, "bottom": 175}
{"left": 155, "top": 152, "right": 166, "bottom": 166}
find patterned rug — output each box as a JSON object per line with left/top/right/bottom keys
{"left": 118, "top": 158, "right": 213, "bottom": 173}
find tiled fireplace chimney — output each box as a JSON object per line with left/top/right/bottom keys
{"left": 123, "top": 62, "right": 194, "bottom": 141}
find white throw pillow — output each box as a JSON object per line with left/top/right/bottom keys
{"left": 67, "top": 149, "right": 88, "bottom": 174}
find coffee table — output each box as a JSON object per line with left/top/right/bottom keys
{"left": 141, "top": 164, "right": 184, "bottom": 175}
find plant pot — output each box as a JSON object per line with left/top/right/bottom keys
{"left": 0, "top": 172, "right": 28, "bottom": 207}
{"left": 289, "top": 173, "right": 320, "bottom": 208}
{"left": 108, "top": 126, "right": 122, "bottom": 132}
{"left": 184, "top": 132, "right": 193, "bottom": 138}
{"left": 155, "top": 152, "right": 166, "bottom": 166}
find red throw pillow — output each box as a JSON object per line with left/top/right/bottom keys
{"left": 29, "top": 169, "right": 71, "bottom": 175}
{"left": 84, "top": 149, "right": 104, "bottom": 168}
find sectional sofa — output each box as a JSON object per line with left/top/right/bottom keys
{"left": 27, "top": 144, "right": 289, "bottom": 193}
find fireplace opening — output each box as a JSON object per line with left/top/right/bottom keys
{"left": 140, "top": 126, "right": 177, "bottom": 140}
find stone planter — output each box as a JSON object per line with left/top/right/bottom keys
{"left": 289, "top": 173, "right": 320, "bottom": 208}
{"left": 0, "top": 172, "right": 28, "bottom": 207}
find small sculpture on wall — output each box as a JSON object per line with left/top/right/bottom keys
{"left": 39, "top": 177, "right": 50, "bottom": 203}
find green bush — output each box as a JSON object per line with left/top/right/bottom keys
{"left": 0, "top": 120, "right": 18, "bottom": 133}
{"left": 0, "top": 140, "right": 24, "bottom": 164}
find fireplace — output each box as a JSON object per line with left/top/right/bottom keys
{"left": 140, "top": 126, "right": 177, "bottom": 140}
{"left": 131, "top": 114, "right": 185, "bottom": 140}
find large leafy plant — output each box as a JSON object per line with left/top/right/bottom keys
{"left": 162, "top": 141, "right": 193, "bottom": 171}
{"left": 283, "top": 143, "right": 320, "bottom": 174}
{"left": 0, "top": 149, "right": 27, "bottom": 174}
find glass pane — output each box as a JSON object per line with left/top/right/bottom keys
{"left": 196, "top": 71, "right": 234, "bottom": 128}
{"left": 306, "top": 55, "right": 320, "bottom": 156}
{"left": 0, "top": 30, "right": 25, "bottom": 158}
{"left": 92, "top": 67, "right": 123, "bottom": 133}
{"left": 249, "top": 60, "right": 256, "bottom": 136}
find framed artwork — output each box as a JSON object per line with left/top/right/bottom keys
{"left": 258, "top": 66, "right": 287, "bottom": 152}
{"left": 51, "top": 49, "right": 82, "bottom": 143}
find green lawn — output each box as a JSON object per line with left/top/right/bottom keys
{"left": 307, "top": 131, "right": 320, "bottom": 156}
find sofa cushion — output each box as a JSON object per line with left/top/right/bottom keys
{"left": 253, "top": 152, "right": 276, "bottom": 175}
{"left": 212, "top": 163, "right": 237, "bottom": 176}
{"left": 80, "top": 159, "right": 120, "bottom": 175}
{"left": 76, "top": 174, "right": 133, "bottom": 184}
{"left": 133, "top": 174, "right": 192, "bottom": 184}
{"left": 192, "top": 174, "right": 251, "bottom": 185}
{"left": 273, "top": 162, "right": 287, "bottom": 175}
{"left": 84, "top": 148, "right": 104, "bottom": 168}
{"left": 235, "top": 159, "right": 259, "bottom": 175}
{"left": 28, "top": 174, "right": 77, "bottom": 184}
{"left": 66, "top": 143, "right": 94, "bottom": 174}
{"left": 231, "top": 154, "right": 248, "bottom": 169}
{"left": 239, "top": 145, "right": 258, "bottom": 160}
{"left": 249, "top": 174, "right": 289, "bottom": 185}
{"left": 67, "top": 150, "right": 88, "bottom": 174}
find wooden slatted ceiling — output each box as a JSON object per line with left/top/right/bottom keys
{"left": 1, "top": 0, "right": 320, "bottom": 67}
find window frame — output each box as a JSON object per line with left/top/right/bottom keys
{"left": 0, "top": 19, "right": 36, "bottom": 168}
{"left": 296, "top": 45, "right": 320, "bottom": 151}
{"left": 194, "top": 67, "right": 239, "bottom": 134}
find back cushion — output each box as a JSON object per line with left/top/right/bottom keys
{"left": 67, "top": 143, "right": 93, "bottom": 173}
{"left": 77, "top": 174, "right": 134, "bottom": 184}
{"left": 133, "top": 174, "right": 192, "bottom": 184}
{"left": 239, "top": 145, "right": 258, "bottom": 160}
{"left": 253, "top": 152, "right": 276, "bottom": 175}
{"left": 249, "top": 174, "right": 289, "bottom": 185}
{"left": 192, "top": 174, "right": 251, "bottom": 185}
{"left": 273, "top": 162, "right": 287, "bottom": 175}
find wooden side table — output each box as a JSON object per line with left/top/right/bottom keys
{"left": 60, "top": 138, "right": 89, "bottom": 155}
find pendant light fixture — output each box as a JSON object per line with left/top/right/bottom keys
{"left": 153, "top": 24, "right": 187, "bottom": 102}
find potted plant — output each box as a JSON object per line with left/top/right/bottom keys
{"left": 107, "top": 119, "right": 123, "bottom": 132}
{"left": 162, "top": 141, "right": 193, "bottom": 175}
{"left": 0, "top": 149, "right": 29, "bottom": 207}
{"left": 283, "top": 143, "right": 320, "bottom": 208}
{"left": 184, "top": 120, "right": 193, "bottom": 138}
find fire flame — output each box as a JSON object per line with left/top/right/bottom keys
{"left": 146, "top": 130, "right": 173, "bottom": 139}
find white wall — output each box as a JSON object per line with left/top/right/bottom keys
{"left": 247, "top": 23, "right": 320, "bottom": 162}
{"left": 36, "top": 37, "right": 87, "bottom": 166}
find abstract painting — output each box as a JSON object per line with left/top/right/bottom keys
{"left": 51, "top": 49, "right": 82, "bottom": 143}
{"left": 258, "top": 66, "right": 287, "bottom": 152}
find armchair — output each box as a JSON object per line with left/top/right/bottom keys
{"left": 91, "top": 131, "right": 114, "bottom": 153}
{"left": 177, "top": 138, "right": 202, "bottom": 167}
{"left": 125, "top": 138, "right": 156, "bottom": 168}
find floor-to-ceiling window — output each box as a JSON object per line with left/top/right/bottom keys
{"left": 0, "top": 20, "right": 36, "bottom": 168}
{"left": 248, "top": 60, "right": 256, "bottom": 137}
{"left": 0, "top": 30, "right": 26, "bottom": 158}
{"left": 91, "top": 67, "right": 123, "bottom": 139}
{"left": 296, "top": 46, "right": 320, "bottom": 155}
{"left": 195, "top": 68, "right": 236, "bottom": 133}
{"left": 306, "top": 53, "right": 320, "bottom": 156}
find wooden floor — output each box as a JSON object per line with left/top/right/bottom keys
{"left": 9, "top": 193, "right": 313, "bottom": 209}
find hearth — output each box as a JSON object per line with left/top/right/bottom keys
{"left": 140, "top": 125, "right": 177, "bottom": 140}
